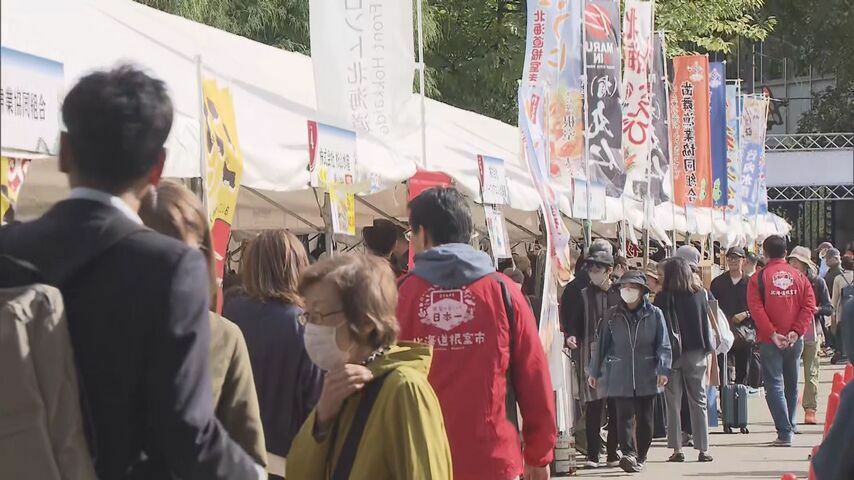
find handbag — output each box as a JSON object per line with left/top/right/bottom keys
{"left": 734, "top": 319, "right": 757, "bottom": 345}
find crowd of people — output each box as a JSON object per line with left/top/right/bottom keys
{"left": 2, "top": 65, "right": 853, "bottom": 480}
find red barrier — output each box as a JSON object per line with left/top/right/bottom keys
{"left": 808, "top": 445, "right": 820, "bottom": 480}
{"left": 832, "top": 373, "right": 844, "bottom": 396}
{"left": 824, "top": 392, "right": 840, "bottom": 436}
{"left": 845, "top": 363, "right": 853, "bottom": 383}
{"left": 781, "top": 473, "right": 798, "bottom": 480}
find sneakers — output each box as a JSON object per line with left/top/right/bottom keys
{"left": 805, "top": 409, "right": 817, "bottom": 425}
{"left": 667, "top": 452, "right": 685, "bottom": 462}
{"left": 606, "top": 457, "right": 621, "bottom": 468}
{"left": 771, "top": 437, "right": 793, "bottom": 447}
{"left": 583, "top": 459, "right": 599, "bottom": 469}
{"left": 698, "top": 452, "right": 714, "bottom": 462}
{"left": 620, "top": 455, "right": 643, "bottom": 473}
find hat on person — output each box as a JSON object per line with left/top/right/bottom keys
{"left": 726, "top": 246, "right": 746, "bottom": 258}
{"left": 588, "top": 238, "right": 614, "bottom": 257}
{"left": 818, "top": 241, "right": 834, "bottom": 251}
{"left": 675, "top": 245, "right": 701, "bottom": 267}
{"left": 615, "top": 270, "right": 650, "bottom": 292}
{"left": 644, "top": 266, "right": 660, "bottom": 281}
{"left": 586, "top": 250, "right": 614, "bottom": 267}
{"left": 788, "top": 245, "right": 817, "bottom": 273}
{"left": 825, "top": 248, "right": 841, "bottom": 260}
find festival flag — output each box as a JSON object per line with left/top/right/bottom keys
{"left": 309, "top": 0, "right": 414, "bottom": 137}
{"left": 201, "top": 77, "right": 244, "bottom": 313}
{"left": 670, "top": 55, "right": 713, "bottom": 208}
{"left": 709, "top": 62, "right": 728, "bottom": 208}
{"left": 725, "top": 83, "right": 741, "bottom": 212}
{"left": 584, "top": 0, "right": 624, "bottom": 198}
{"left": 739, "top": 95, "right": 770, "bottom": 216}
{"left": 621, "top": 0, "right": 654, "bottom": 201}
{"left": 648, "top": 31, "right": 671, "bottom": 205}
{"left": 0, "top": 156, "right": 30, "bottom": 225}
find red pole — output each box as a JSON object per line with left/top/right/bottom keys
{"left": 845, "top": 363, "right": 853, "bottom": 383}
{"left": 824, "top": 392, "right": 840, "bottom": 436}
{"left": 832, "top": 372, "right": 844, "bottom": 396}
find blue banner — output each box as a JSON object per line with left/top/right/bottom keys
{"left": 738, "top": 96, "right": 769, "bottom": 217}
{"left": 709, "top": 62, "right": 728, "bottom": 208}
{"left": 725, "top": 84, "right": 741, "bottom": 213}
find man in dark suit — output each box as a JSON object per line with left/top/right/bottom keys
{"left": 0, "top": 66, "right": 263, "bottom": 479}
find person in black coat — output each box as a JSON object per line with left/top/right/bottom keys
{"left": 0, "top": 66, "right": 261, "bottom": 479}
{"left": 222, "top": 229, "right": 324, "bottom": 479}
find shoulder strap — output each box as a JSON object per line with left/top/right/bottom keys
{"left": 490, "top": 273, "right": 516, "bottom": 350}
{"left": 330, "top": 373, "right": 391, "bottom": 480}
{"left": 490, "top": 273, "right": 521, "bottom": 431}
{"left": 757, "top": 268, "right": 766, "bottom": 305}
{"left": 396, "top": 272, "right": 414, "bottom": 290}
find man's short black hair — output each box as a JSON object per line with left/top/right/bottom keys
{"left": 408, "top": 187, "right": 472, "bottom": 246}
{"left": 842, "top": 255, "right": 854, "bottom": 271}
{"left": 763, "top": 235, "right": 788, "bottom": 259}
{"left": 62, "top": 65, "right": 173, "bottom": 188}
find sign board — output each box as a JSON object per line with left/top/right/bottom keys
{"left": 484, "top": 204, "right": 511, "bottom": 260}
{"left": 477, "top": 154, "right": 509, "bottom": 205}
{"left": 0, "top": 47, "right": 63, "bottom": 155}
{"left": 307, "top": 120, "right": 356, "bottom": 189}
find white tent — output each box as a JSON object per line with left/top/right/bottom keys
{"left": 3, "top": 0, "right": 789, "bottom": 245}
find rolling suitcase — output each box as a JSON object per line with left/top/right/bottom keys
{"left": 721, "top": 354, "right": 750, "bottom": 434}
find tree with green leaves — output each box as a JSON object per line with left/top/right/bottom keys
{"left": 138, "top": 0, "right": 775, "bottom": 124}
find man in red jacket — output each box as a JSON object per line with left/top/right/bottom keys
{"left": 397, "top": 187, "right": 556, "bottom": 480}
{"left": 747, "top": 235, "right": 816, "bottom": 447}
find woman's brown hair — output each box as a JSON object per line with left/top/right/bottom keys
{"left": 139, "top": 181, "right": 217, "bottom": 300}
{"left": 299, "top": 254, "right": 399, "bottom": 350}
{"left": 662, "top": 256, "right": 700, "bottom": 294}
{"left": 242, "top": 230, "right": 309, "bottom": 306}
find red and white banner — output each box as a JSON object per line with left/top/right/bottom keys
{"left": 670, "top": 55, "right": 713, "bottom": 208}
{"left": 621, "top": 0, "right": 653, "bottom": 200}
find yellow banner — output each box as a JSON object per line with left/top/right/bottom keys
{"left": 202, "top": 78, "right": 243, "bottom": 310}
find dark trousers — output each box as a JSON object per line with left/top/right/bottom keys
{"left": 614, "top": 395, "right": 655, "bottom": 463}
{"left": 730, "top": 341, "right": 752, "bottom": 385}
{"left": 585, "top": 398, "right": 619, "bottom": 461}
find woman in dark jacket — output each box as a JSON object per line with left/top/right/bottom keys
{"left": 654, "top": 257, "right": 714, "bottom": 463}
{"left": 588, "top": 271, "right": 672, "bottom": 473}
{"left": 223, "top": 230, "right": 324, "bottom": 479}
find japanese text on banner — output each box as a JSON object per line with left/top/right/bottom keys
{"left": 647, "top": 32, "right": 671, "bottom": 205}
{"left": 725, "top": 84, "right": 742, "bottom": 212}
{"left": 738, "top": 96, "right": 770, "bottom": 216}
{"left": 621, "top": 0, "right": 653, "bottom": 201}
{"left": 670, "top": 55, "right": 713, "bottom": 208}
{"left": 477, "top": 155, "right": 509, "bottom": 205}
{"left": 709, "top": 62, "right": 729, "bottom": 208}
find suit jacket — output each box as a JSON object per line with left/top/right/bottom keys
{"left": 0, "top": 199, "right": 258, "bottom": 480}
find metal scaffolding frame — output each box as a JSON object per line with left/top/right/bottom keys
{"left": 767, "top": 185, "right": 854, "bottom": 202}
{"left": 765, "top": 132, "right": 854, "bottom": 151}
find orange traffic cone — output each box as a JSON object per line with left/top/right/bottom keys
{"left": 832, "top": 373, "right": 844, "bottom": 396}
{"left": 781, "top": 473, "right": 798, "bottom": 480}
{"left": 824, "top": 392, "right": 840, "bottom": 436}
{"left": 845, "top": 363, "right": 853, "bottom": 383}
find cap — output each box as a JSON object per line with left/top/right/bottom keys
{"left": 676, "top": 245, "right": 701, "bottom": 267}
{"left": 616, "top": 270, "right": 650, "bottom": 292}
{"left": 726, "top": 247, "right": 746, "bottom": 258}
{"left": 787, "top": 245, "right": 817, "bottom": 272}
{"left": 818, "top": 242, "right": 833, "bottom": 251}
{"left": 826, "top": 248, "right": 841, "bottom": 260}
{"left": 644, "top": 267, "right": 660, "bottom": 281}
{"left": 586, "top": 250, "right": 614, "bottom": 267}
{"left": 588, "top": 238, "right": 614, "bottom": 257}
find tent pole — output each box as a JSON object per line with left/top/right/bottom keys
{"left": 244, "top": 187, "right": 323, "bottom": 231}
{"left": 581, "top": 0, "right": 592, "bottom": 249}
{"left": 354, "top": 195, "right": 408, "bottom": 229}
{"left": 506, "top": 217, "right": 539, "bottom": 239}
{"left": 416, "top": 0, "right": 428, "bottom": 169}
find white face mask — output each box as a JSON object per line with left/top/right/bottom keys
{"left": 589, "top": 271, "right": 608, "bottom": 288}
{"left": 621, "top": 288, "right": 642, "bottom": 305}
{"left": 304, "top": 321, "right": 351, "bottom": 371}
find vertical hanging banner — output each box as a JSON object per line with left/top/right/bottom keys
{"left": 648, "top": 32, "right": 671, "bottom": 205}
{"left": 519, "top": 84, "right": 573, "bottom": 284}
{"left": 484, "top": 204, "right": 511, "bottom": 260}
{"left": 709, "top": 62, "right": 728, "bottom": 208}
{"left": 522, "top": 0, "right": 586, "bottom": 182}
{"left": 0, "top": 47, "right": 64, "bottom": 156}
{"left": 670, "top": 55, "right": 713, "bottom": 208}
{"left": 309, "top": 0, "right": 414, "bottom": 136}
{"left": 477, "top": 154, "right": 509, "bottom": 205}
{"left": 0, "top": 156, "right": 31, "bottom": 225}
{"left": 584, "top": 0, "right": 624, "bottom": 197}
{"left": 725, "top": 84, "right": 741, "bottom": 212}
{"left": 202, "top": 77, "right": 244, "bottom": 312}
{"left": 307, "top": 121, "right": 357, "bottom": 188}
{"left": 738, "top": 96, "right": 769, "bottom": 216}
{"left": 621, "top": 0, "right": 654, "bottom": 201}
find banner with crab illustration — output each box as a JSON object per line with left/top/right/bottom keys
{"left": 669, "top": 55, "right": 712, "bottom": 208}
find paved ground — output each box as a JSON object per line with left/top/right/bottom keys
{"left": 558, "top": 358, "right": 844, "bottom": 479}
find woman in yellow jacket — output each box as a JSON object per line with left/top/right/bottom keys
{"left": 288, "top": 253, "right": 452, "bottom": 479}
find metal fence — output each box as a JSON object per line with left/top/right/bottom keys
{"left": 765, "top": 133, "right": 854, "bottom": 150}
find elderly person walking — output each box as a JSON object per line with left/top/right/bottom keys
{"left": 588, "top": 271, "right": 672, "bottom": 473}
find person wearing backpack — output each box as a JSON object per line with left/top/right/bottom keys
{"left": 747, "top": 235, "right": 816, "bottom": 447}
{"left": 831, "top": 255, "right": 854, "bottom": 363}
{"left": 0, "top": 66, "right": 264, "bottom": 479}
{"left": 396, "top": 187, "right": 556, "bottom": 480}
{"left": 287, "top": 254, "right": 452, "bottom": 479}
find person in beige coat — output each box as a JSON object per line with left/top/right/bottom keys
{"left": 139, "top": 181, "right": 266, "bottom": 467}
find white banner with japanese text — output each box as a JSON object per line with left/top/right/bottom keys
{"left": 484, "top": 204, "right": 511, "bottom": 260}
{"left": 620, "top": 0, "right": 653, "bottom": 202}
{"left": 309, "top": 0, "right": 415, "bottom": 138}
{"left": 477, "top": 154, "right": 509, "bottom": 205}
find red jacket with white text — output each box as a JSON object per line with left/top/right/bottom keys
{"left": 396, "top": 244, "right": 556, "bottom": 480}
{"left": 747, "top": 258, "right": 816, "bottom": 344}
